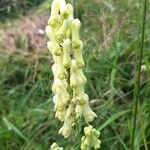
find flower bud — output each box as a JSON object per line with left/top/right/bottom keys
{"left": 56, "top": 18, "right": 72, "bottom": 42}
{"left": 59, "top": 104, "right": 75, "bottom": 138}
{"left": 74, "top": 93, "right": 89, "bottom": 105}
{"left": 71, "top": 59, "right": 78, "bottom": 72}
{"left": 50, "top": 51, "right": 65, "bottom": 77}
{"left": 74, "top": 41, "right": 85, "bottom": 68}
{"left": 59, "top": 0, "right": 66, "bottom": 14}
{"left": 63, "top": 39, "right": 71, "bottom": 67}
{"left": 55, "top": 110, "right": 66, "bottom": 121}
{"left": 53, "top": 94, "right": 65, "bottom": 111}
{"left": 52, "top": 63, "right": 65, "bottom": 80}
{"left": 70, "top": 59, "right": 86, "bottom": 88}
{"left": 81, "top": 126, "right": 101, "bottom": 150}
{"left": 52, "top": 78, "right": 70, "bottom": 104}
{"left": 51, "top": 142, "right": 63, "bottom": 150}
{"left": 48, "top": 0, "right": 62, "bottom": 28}
{"left": 45, "top": 26, "right": 61, "bottom": 56}
{"left": 72, "top": 19, "right": 81, "bottom": 49}
{"left": 84, "top": 125, "right": 93, "bottom": 135}
{"left": 77, "top": 69, "right": 87, "bottom": 84}
{"left": 70, "top": 60, "right": 79, "bottom": 88}
{"left": 70, "top": 71, "right": 78, "bottom": 88}
{"left": 66, "top": 29, "right": 71, "bottom": 39}
{"left": 61, "top": 4, "right": 74, "bottom": 19}
{"left": 75, "top": 103, "right": 97, "bottom": 122}
{"left": 47, "top": 41, "right": 59, "bottom": 63}
{"left": 58, "top": 116, "right": 73, "bottom": 138}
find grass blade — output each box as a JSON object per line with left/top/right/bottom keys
{"left": 131, "top": 0, "right": 147, "bottom": 149}
{"left": 3, "top": 117, "right": 28, "bottom": 142}
{"left": 98, "top": 109, "right": 131, "bottom": 131}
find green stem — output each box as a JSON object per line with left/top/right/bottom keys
{"left": 131, "top": 0, "right": 147, "bottom": 150}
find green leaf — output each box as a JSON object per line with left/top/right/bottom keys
{"left": 98, "top": 109, "right": 131, "bottom": 131}
{"left": 3, "top": 117, "right": 28, "bottom": 142}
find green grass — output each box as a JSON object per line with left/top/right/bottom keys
{"left": 0, "top": 0, "right": 47, "bottom": 21}
{"left": 0, "top": 0, "right": 150, "bottom": 149}
{"left": 131, "top": 0, "right": 147, "bottom": 149}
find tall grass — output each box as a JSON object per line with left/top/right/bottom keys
{"left": 131, "top": 0, "right": 147, "bottom": 149}
{"left": 0, "top": 0, "right": 46, "bottom": 20}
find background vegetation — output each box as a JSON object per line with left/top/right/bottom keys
{"left": 0, "top": 0, "right": 45, "bottom": 20}
{"left": 0, "top": 0, "right": 150, "bottom": 150}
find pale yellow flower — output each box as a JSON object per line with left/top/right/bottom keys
{"left": 51, "top": 142, "right": 63, "bottom": 150}
{"left": 81, "top": 126, "right": 101, "bottom": 150}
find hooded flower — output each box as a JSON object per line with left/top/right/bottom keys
{"left": 51, "top": 142, "right": 63, "bottom": 150}
{"left": 59, "top": 103, "right": 75, "bottom": 138}
{"left": 81, "top": 125, "right": 101, "bottom": 150}
{"left": 75, "top": 103, "right": 97, "bottom": 122}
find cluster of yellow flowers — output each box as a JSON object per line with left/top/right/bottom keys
{"left": 45, "top": 0, "right": 101, "bottom": 149}
{"left": 81, "top": 125, "right": 101, "bottom": 150}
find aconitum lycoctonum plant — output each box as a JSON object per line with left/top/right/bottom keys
{"left": 45, "top": 0, "right": 101, "bottom": 149}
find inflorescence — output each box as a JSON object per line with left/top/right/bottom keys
{"left": 45, "top": 0, "right": 101, "bottom": 149}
